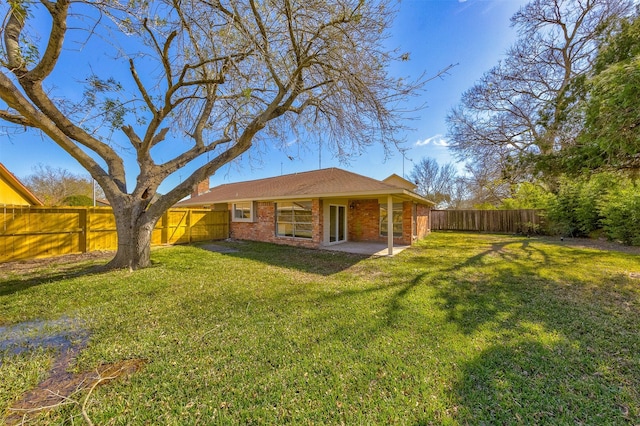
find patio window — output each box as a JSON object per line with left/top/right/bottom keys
{"left": 232, "top": 201, "right": 254, "bottom": 222}
{"left": 276, "top": 201, "right": 313, "bottom": 239}
{"left": 380, "top": 203, "right": 403, "bottom": 237}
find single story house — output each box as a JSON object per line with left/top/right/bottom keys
{"left": 177, "top": 168, "right": 434, "bottom": 255}
{"left": 0, "top": 162, "right": 43, "bottom": 206}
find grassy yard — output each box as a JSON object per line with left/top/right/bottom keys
{"left": 1, "top": 232, "right": 639, "bottom": 424}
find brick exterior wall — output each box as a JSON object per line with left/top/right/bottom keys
{"left": 347, "top": 199, "right": 380, "bottom": 242}
{"left": 416, "top": 203, "right": 431, "bottom": 239}
{"left": 346, "top": 199, "right": 430, "bottom": 246}
{"left": 229, "top": 198, "right": 430, "bottom": 249}
{"left": 402, "top": 202, "right": 413, "bottom": 243}
{"left": 315, "top": 199, "right": 323, "bottom": 243}
{"left": 229, "top": 200, "right": 322, "bottom": 249}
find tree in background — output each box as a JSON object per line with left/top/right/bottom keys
{"left": 440, "top": 0, "right": 638, "bottom": 242}
{"left": 557, "top": 12, "right": 640, "bottom": 173}
{"left": 0, "top": 0, "right": 426, "bottom": 269}
{"left": 409, "top": 157, "right": 459, "bottom": 208}
{"left": 447, "top": 0, "right": 633, "bottom": 182}
{"left": 62, "top": 194, "right": 94, "bottom": 206}
{"left": 22, "top": 164, "right": 103, "bottom": 206}
{"left": 460, "top": 157, "right": 517, "bottom": 209}
{"left": 447, "top": 176, "right": 471, "bottom": 209}
{"left": 409, "top": 157, "right": 521, "bottom": 209}
{"left": 498, "top": 182, "right": 554, "bottom": 210}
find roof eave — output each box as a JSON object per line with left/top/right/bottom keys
{"left": 178, "top": 188, "right": 435, "bottom": 206}
{"left": 0, "top": 163, "right": 44, "bottom": 206}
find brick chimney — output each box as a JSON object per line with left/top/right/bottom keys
{"left": 191, "top": 177, "right": 210, "bottom": 198}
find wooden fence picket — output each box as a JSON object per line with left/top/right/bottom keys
{"left": 0, "top": 206, "right": 229, "bottom": 263}
{"left": 430, "top": 209, "right": 546, "bottom": 234}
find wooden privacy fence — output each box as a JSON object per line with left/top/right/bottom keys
{"left": 0, "top": 206, "right": 229, "bottom": 263}
{"left": 430, "top": 209, "right": 546, "bottom": 234}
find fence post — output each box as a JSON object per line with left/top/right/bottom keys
{"left": 161, "top": 211, "right": 169, "bottom": 245}
{"left": 79, "top": 208, "right": 88, "bottom": 253}
{"left": 0, "top": 206, "right": 231, "bottom": 262}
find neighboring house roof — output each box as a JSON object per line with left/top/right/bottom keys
{"left": 0, "top": 162, "right": 43, "bottom": 206}
{"left": 177, "top": 167, "right": 434, "bottom": 207}
{"left": 382, "top": 173, "right": 418, "bottom": 191}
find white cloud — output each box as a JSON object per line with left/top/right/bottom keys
{"left": 415, "top": 135, "right": 449, "bottom": 147}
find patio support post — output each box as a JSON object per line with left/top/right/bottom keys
{"left": 387, "top": 195, "right": 394, "bottom": 256}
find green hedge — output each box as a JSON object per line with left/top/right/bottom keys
{"left": 502, "top": 173, "right": 640, "bottom": 245}
{"left": 546, "top": 174, "right": 640, "bottom": 244}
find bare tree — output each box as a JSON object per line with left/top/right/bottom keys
{"left": 461, "top": 157, "right": 516, "bottom": 208}
{"left": 448, "top": 176, "right": 471, "bottom": 209}
{"left": 23, "top": 164, "right": 104, "bottom": 206}
{"left": 0, "top": 0, "right": 425, "bottom": 269}
{"left": 447, "top": 0, "right": 633, "bottom": 180}
{"left": 409, "top": 157, "right": 458, "bottom": 208}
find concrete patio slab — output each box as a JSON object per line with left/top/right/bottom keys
{"left": 321, "top": 242, "right": 410, "bottom": 257}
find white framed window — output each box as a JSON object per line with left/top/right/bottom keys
{"left": 380, "top": 203, "right": 403, "bottom": 237}
{"left": 232, "top": 201, "right": 254, "bottom": 222}
{"left": 276, "top": 201, "right": 313, "bottom": 239}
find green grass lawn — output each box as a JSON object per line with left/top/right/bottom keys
{"left": 1, "top": 232, "right": 639, "bottom": 424}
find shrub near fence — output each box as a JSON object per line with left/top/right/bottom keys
{"left": 0, "top": 206, "right": 229, "bottom": 263}
{"left": 430, "top": 209, "right": 546, "bottom": 234}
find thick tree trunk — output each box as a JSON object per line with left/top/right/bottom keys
{"left": 106, "top": 203, "right": 159, "bottom": 270}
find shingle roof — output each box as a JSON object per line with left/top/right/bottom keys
{"left": 177, "top": 168, "right": 432, "bottom": 206}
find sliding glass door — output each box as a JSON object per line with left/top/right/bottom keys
{"left": 329, "top": 205, "right": 346, "bottom": 243}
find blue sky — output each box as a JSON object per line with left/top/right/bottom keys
{"left": 0, "top": 0, "right": 528, "bottom": 192}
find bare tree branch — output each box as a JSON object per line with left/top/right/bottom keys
{"left": 0, "top": 0, "right": 427, "bottom": 269}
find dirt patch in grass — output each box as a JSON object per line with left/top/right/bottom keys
{"left": 5, "top": 355, "right": 146, "bottom": 425}
{"left": 2, "top": 317, "right": 146, "bottom": 424}
{"left": 0, "top": 251, "right": 114, "bottom": 279}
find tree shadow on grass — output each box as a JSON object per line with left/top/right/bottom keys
{"left": 159, "top": 235, "right": 638, "bottom": 423}
{"left": 443, "top": 239, "right": 552, "bottom": 270}
{"left": 449, "top": 339, "right": 634, "bottom": 424}
{"left": 428, "top": 242, "right": 640, "bottom": 335}
{"left": 422, "top": 243, "right": 640, "bottom": 424}
{"left": 0, "top": 262, "right": 109, "bottom": 298}
{"left": 185, "top": 236, "right": 639, "bottom": 423}
{"left": 192, "top": 240, "right": 368, "bottom": 276}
